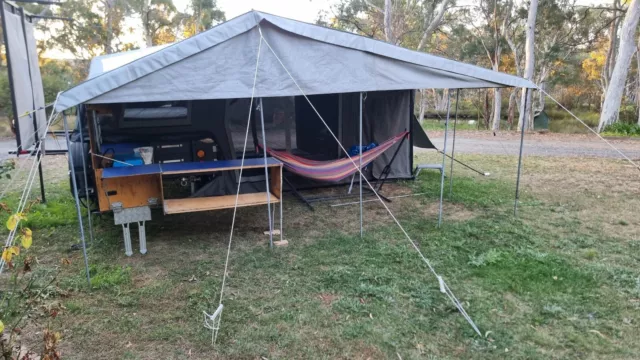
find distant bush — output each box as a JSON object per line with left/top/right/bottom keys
{"left": 602, "top": 122, "right": 640, "bottom": 137}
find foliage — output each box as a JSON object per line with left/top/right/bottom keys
{"left": 0, "top": 72, "right": 13, "bottom": 128}
{"left": 0, "top": 197, "right": 65, "bottom": 359}
{"left": 329, "top": 0, "right": 450, "bottom": 49}
{"left": 602, "top": 122, "right": 640, "bottom": 137}
{"left": 180, "top": 0, "right": 225, "bottom": 38}
{"left": 43, "top": 0, "right": 132, "bottom": 57}
{"left": 128, "top": 0, "right": 178, "bottom": 46}
{"left": 0, "top": 159, "right": 15, "bottom": 180}
{"left": 0, "top": 61, "right": 78, "bottom": 122}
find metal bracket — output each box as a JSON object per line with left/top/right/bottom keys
{"left": 113, "top": 206, "right": 152, "bottom": 256}
{"left": 111, "top": 202, "right": 123, "bottom": 213}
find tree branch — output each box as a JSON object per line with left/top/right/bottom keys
{"left": 417, "top": 0, "right": 452, "bottom": 51}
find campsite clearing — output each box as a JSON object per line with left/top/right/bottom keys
{"left": 1, "top": 148, "right": 639, "bottom": 359}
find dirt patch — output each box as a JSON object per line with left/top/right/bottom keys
{"left": 318, "top": 293, "right": 340, "bottom": 307}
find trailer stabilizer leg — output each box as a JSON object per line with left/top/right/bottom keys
{"left": 122, "top": 223, "right": 133, "bottom": 257}
{"left": 138, "top": 221, "right": 147, "bottom": 255}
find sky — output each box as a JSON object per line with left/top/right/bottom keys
{"left": 206, "top": 0, "right": 337, "bottom": 22}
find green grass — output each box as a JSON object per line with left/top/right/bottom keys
{"left": 1, "top": 153, "right": 639, "bottom": 358}
{"left": 421, "top": 118, "right": 482, "bottom": 131}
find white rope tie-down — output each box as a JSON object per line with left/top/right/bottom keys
{"left": 538, "top": 88, "right": 640, "bottom": 172}
{"left": 204, "top": 32, "right": 264, "bottom": 346}
{"left": 0, "top": 107, "right": 63, "bottom": 202}
{"left": 257, "top": 28, "right": 483, "bottom": 337}
{"left": 0, "top": 94, "right": 62, "bottom": 274}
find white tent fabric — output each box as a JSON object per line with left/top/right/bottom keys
{"left": 55, "top": 11, "right": 536, "bottom": 112}
{"left": 87, "top": 44, "right": 171, "bottom": 79}
{"left": 2, "top": 5, "right": 46, "bottom": 149}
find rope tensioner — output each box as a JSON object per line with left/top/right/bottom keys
{"left": 203, "top": 303, "right": 224, "bottom": 345}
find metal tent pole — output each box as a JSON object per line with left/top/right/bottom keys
{"left": 258, "top": 98, "right": 274, "bottom": 248}
{"left": 63, "top": 114, "right": 91, "bottom": 287}
{"left": 77, "top": 111, "right": 95, "bottom": 244}
{"left": 359, "top": 92, "right": 363, "bottom": 238}
{"left": 437, "top": 90, "right": 451, "bottom": 227}
{"left": 338, "top": 94, "right": 343, "bottom": 157}
{"left": 514, "top": 88, "right": 529, "bottom": 216}
{"left": 449, "top": 90, "right": 460, "bottom": 197}
{"left": 279, "top": 166, "right": 283, "bottom": 243}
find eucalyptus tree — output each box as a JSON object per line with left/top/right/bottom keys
{"left": 45, "top": 0, "right": 132, "bottom": 57}
{"left": 599, "top": 0, "right": 640, "bottom": 131}
{"left": 462, "top": 0, "right": 514, "bottom": 131}
{"left": 330, "top": 0, "right": 454, "bottom": 121}
{"left": 181, "top": 0, "right": 225, "bottom": 36}
{"left": 129, "top": 0, "right": 178, "bottom": 47}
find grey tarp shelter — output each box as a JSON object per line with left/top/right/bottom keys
{"left": 56, "top": 8, "right": 537, "bottom": 222}
{"left": 55, "top": 9, "right": 536, "bottom": 208}
{"left": 55, "top": 9, "right": 535, "bottom": 189}
{"left": 55, "top": 10, "right": 537, "bottom": 303}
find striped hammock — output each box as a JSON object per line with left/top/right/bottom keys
{"left": 263, "top": 131, "right": 409, "bottom": 182}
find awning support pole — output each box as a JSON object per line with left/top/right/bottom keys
{"left": 338, "top": 94, "right": 343, "bottom": 157}
{"left": 438, "top": 90, "right": 451, "bottom": 227}
{"left": 62, "top": 113, "right": 91, "bottom": 287}
{"left": 258, "top": 98, "right": 274, "bottom": 248}
{"left": 77, "top": 110, "right": 95, "bottom": 244}
{"left": 35, "top": 138, "right": 46, "bottom": 203}
{"left": 449, "top": 89, "right": 460, "bottom": 197}
{"left": 359, "top": 92, "right": 364, "bottom": 238}
{"left": 514, "top": 88, "right": 529, "bottom": 216}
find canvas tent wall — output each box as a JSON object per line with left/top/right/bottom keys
{"left": 1, "top": 1, "right": 46, "bottom": 151}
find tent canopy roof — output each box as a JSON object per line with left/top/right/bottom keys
{"left": 55, "top": 11, "right": 536, "bottom": 112}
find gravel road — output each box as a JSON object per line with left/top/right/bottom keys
{"left": 421, "top": 131, "right": 640, "bottom": 160}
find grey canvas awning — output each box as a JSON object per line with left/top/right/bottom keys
{"left": 55, "top": 11, "right": 536, "bottom": 112}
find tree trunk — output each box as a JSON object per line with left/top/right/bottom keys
{"left": 418, "top": 89, "right": 427, "bottom": 123}
{"left": 143, "top": 0, "right": 153, "bottom": 47}
{"left": 491, "top": 57, "right": 502, "bottom": 131}
{"left": 599, "top": 0, "right": 640, "bottom": 131}
{"left": 432, "top": 89, "right": 448, "bottom": 112}
{"left": 492, "top": 88, "right": 502, "bottom": 131}
{"left": 431, "top": 89, "right": 438, "bottom": 113}
{"left": 483, "top": 90, "right": 491, "bottom": 129}
{"left": 416, "top": 0, "right": 451, "bottom": 51}
{"left": 440, "top": 90, "right": 448, "bottom": 112}
{"left": 528, "top": 92, "right": 536, "bottom": 130}
{"left": 383, "top": 0, "right": 393, "bottom": 43}
{"left": 507, "top": 89, "right": 517, "bottom": 130}
{"left": 637, "top": 39, "right": 640, "bottom": 125}
{"left": 517, "top": 0, "right": 538, "bottom": 132}
{"left": 603, "top": 0, "right": 621, "bottom": 91}
{"left": 104, "top": 0, "right": 115, "bottom": 54}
